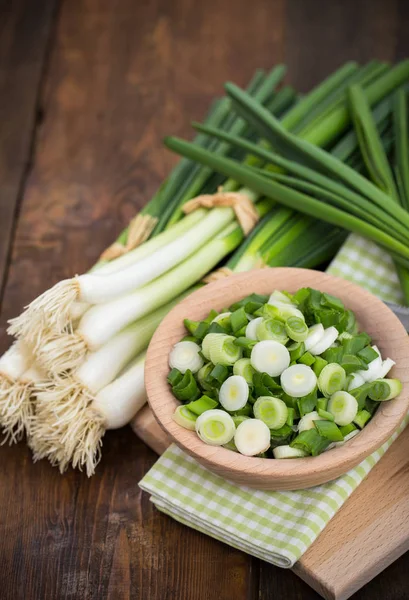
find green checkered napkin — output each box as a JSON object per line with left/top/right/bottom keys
{"left": 139, "top": 234, "right": 409, "bottom": 568}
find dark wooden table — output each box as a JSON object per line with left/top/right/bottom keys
{"left": 1, "top": 1, "right": 408, "bottom": 598}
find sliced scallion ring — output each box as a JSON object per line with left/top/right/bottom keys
{"left": 212, "top": 312, "right": 231, "bottom": 328}
{"left": 309, "top": 326, "right": 339, "bottom": 355}
{"left": 219, "top": 375, "right": 249, "bottom": 411}
{"left": 207, "top": 334, "right": 242, "bottom": 366}
{"left": 368, "top": 378, "right": 402, "bottom": 401}
{"left": 318, "top": 363, "right": 346, "bottom": 397}
{"left": 348, "top": 372, "right": 366, "bottom": 391}
{"left": 280, "top": 364, "right": 317, "bottom": 397}
{"left": 195, "top": 409, "right": 236, "bottom": 446}
{"left": 233, "top": 358, "right": 255, "bottom": 384}
{"left": 332, "top": 429, "right": 360, "bottom": 448}
{"left": 376, "top": 358, "right": 396, "bottom": 380}
{"left": 327, "top": 391, "right": 358, "bottom": 425}
{"left": 202, "top": 333, "right": 225, "bottom": 361}
{"left": 253, "top": 396, "right": 288, "bottom": 429}
{"left": 256, "top": 318, "right": 288, "bottom": 343}
{"left": 250, "top": 340, "right": 290, "bottom": 377}
{"left": 245, "top": 317, "right": 263, "bottom": 341}
{"left": 268, "top": 290, "right": 295, "bottom": 305}
{"left": 169, "top": 341, "right": 204, "bottom": 374}
{"left": 359, "top": 346, "right": 382, "bottom": 382}
{"left": 304, "top": 323, "right": 325, "bottom": 351}
{"left": 173, "top": 405, "right": 197, "bottom": 430}
{"left": 234, "top": 418, "right": 271, "bottom": 456}
{"left": 285, "top": 316, "right": 308, "bottom": 342}
{"left": 273, "top": 445, "right": 308, "bottom": 459}
{"left": 297, "top": 410, "right": 320, "bottom": 432}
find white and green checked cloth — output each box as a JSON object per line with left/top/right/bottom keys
{"left": 139, "top": 234, "right": 409, "bottom": 568}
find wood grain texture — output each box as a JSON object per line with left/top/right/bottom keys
{"left": 131, "top": 404, "right": 171, "bottom": 455}
{"left": 294, "top": 427, "right": 409, "bottom": 600}
{"left": 145, "top": 268, "right": 409, "bottom": 490}
{"left": 1, "top": 0, "right": 409, "bottom": 598}
{"left": 0, "top": 0, "right": 57, "bottom": 305}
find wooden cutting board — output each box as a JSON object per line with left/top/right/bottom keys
{"left": 131, "top": 406, "right": 409, "bottom": 600}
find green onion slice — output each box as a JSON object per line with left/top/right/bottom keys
{"left": 318, "top": 363, "right": 347, "bottom": 397}
{"left": 253, "top": 396, "right": 288, "bottom": 430}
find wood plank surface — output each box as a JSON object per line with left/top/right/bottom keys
{"left": 0, "top": 0, "right": 57, "bottom": 310}
{"left": 0, "top": 0, "right": 408, "bottom": 599}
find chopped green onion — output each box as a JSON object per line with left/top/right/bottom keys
{"left": 172, "top": 369, "right": 200, "bottom": 401}
{"left": 368, "top": 378, "right": 402, "bottom": 401}
{"left": 357, "top": 345, "right": 380, "bottom": 364}
{"left": 286, "top": 407, "right": 295, "bottom": 427}
{"left": 317, "top": 408, "right": 335, "bottom": 421}
{"left": 341, "top": 354, "right": 366, "bottom": 374}
{"left": 318, "top": 363, "right": 347, "bottom": 397}
{"left": 233, "top": 403, "right": 253, "bottom": 417}
{"left": 233, "top": 336, "right": 258, "bottom": 350}
{"left": 304, "top": 324, "right": 325, "bottom": 351}
{"left": 317, "top": 397, "right": 328, "bottom": 411}
{"left": 313, "top": 356, "right": 328, "bottom": 377}
{"left": 314, "top": 419, "right": 344, "bottom": 442}
{"left": 197, "top": 363, "right": 214, "bottom": 391}
{"left": 169, "top": 341, "right": 204, "bottom": 374}
{"left": 233, "top": 358, "right": 256, "bottom": 384}
{"left": 281, "top": 364, "right": 317, "bottom": 397}
{"left": 285, "top": 316, "right": 308, "bottom": 342}
{"left": 273, "top": 445, "right": 308, "bottom": 459}
{"left": 327, "top": 391, "right": 358, "bottom": 425}
{"left": 353, "top": 409, "right": 372, "bottom": 428}
{"left": 219, "top": 375, "right": 249, "bottom": 411}
{"left": 288, "top": 341, "right": 306, "bottom": 362}
{"left": 230, "top": 307, "right": 248, "bottom": 334}
{"left": 195, "top": 409, "right": 236, "bottom": 446}
{"left": 256, "top": 318, "right": 288, "bottom": 343}
{"left": 245, "top": 317, "right": 264, "bottom": 340}
{"left": 207, "top": 334, "right": 242, "bottom": 366}
{"left": 173, "top": 405, "right": 197, "bottom": 430}
{"left": 232, "top": 415, "right": 250, "bottom": 427}
{"left": 297, "top": 410, "right": 321, "bottom": 432}
{"left": 342, "top": 332, "right": 371, "bottom": 354}
{"left": 253, "top": 396, "right": 288, "bottom": 430}
{"left": 309, "top": 326, "right": 339, "bottom": 355}
{"left": 186, "top": 395, "right": 219, "bottom": 416}
{"left": 253, "top": 372, "right": 282, "bottom": 397}
{"left": 298, "top": 352, "right": 316, "bottom": 367}
{"left": 212, "top": 312, "right": 232, "bottom": 330}
{"left": 296, "top": 390, "right": 318, "bottom": 416}
{"left": 290, "top": 429, "right": 331, "bottom": 456}
{"left": 167, "top": 368, "right": 183, "bottom": 387}
{"left": 202, "top": 333, "right": 225, "bottom": 360}
{"left": 339, "top": 423, "right": 358, "bottom": 437}
{"left": 207, "top": 364, "right": 230, "bottom": 385}
{"left": 251, "top": 340, "right": 290, "bottom": 376}
{"left": 234, "top": 418, "right": 271, "bottom": 456}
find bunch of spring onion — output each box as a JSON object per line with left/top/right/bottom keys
{"left": 165, "top": 60, "right": 409, "bottom": 282}
{"left": 0, "top": 66, "right": 293, "bottom": 471}
{"left": 1, "top": 61, "right": 399, "bottom": 475}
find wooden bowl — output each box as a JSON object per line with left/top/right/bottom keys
{"left": 145, "top": 268, "right": 409, "bottom": 490}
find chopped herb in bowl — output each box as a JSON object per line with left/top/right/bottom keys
{"left": 168, "top": 288, "right": 401, "bottom": 458}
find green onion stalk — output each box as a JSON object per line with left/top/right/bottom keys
{"left": 165, "top": 60, "right": 409, "bottom": 270}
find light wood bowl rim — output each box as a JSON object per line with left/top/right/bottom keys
{"left": 145, "top": 268, "right": 409, "bottom": 489}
